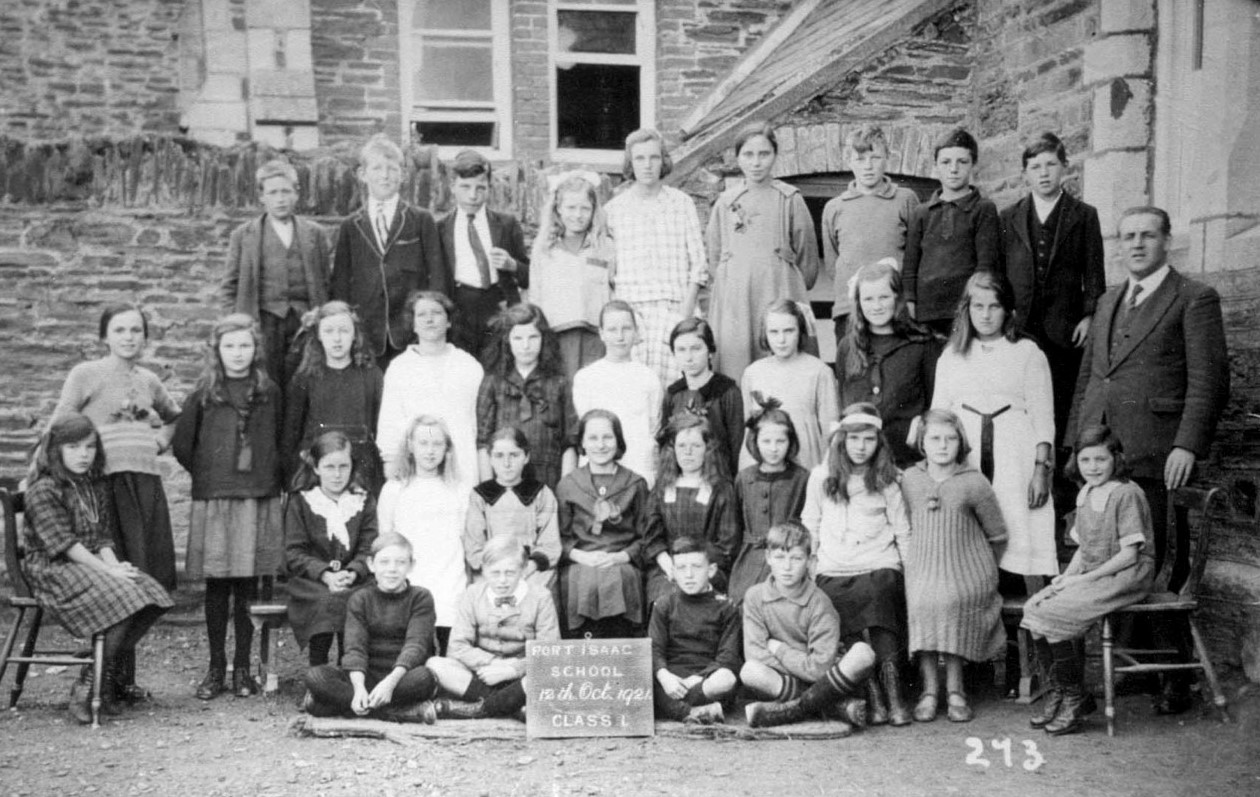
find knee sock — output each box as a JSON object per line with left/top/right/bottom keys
{"left": 204, "top": 578, "right": 231, "bottom": 670}
{"left": 868, "top": 628, "right": 900, "bottom": 663}
{"left": 684, "top": 681, "right": 709, "bottom": 706}
{"left": 231, "top": 578, "right": 256, "bottom": 670}
{"left": 434, "top": 627, "right": 451, "bottom": 657}
{"left": 800, "top": 642, "right": 877, "bottom": 715}
{"left": 775, "top": 676, "right": 802, "bottom": 702}
{"left": 462, "top": 677, "right": 490, "bottom": 702}
{"left": 483, "top": 681, "right": 527, "bottom": 717}
{"left": 308, "top": 634, "right": 334, "bottom": 667}
{"left": 1049, "top": 640, "right": 1081, "bottom": 690}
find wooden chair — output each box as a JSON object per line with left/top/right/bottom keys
{"left": 1101, "top": 485, "right": 1232, "bottom": 736}
{"left": 0, "top": 485, "right": 107, "bottom": 728}
{"left": 247, "top": 599, "right": 288, "bottom": 694}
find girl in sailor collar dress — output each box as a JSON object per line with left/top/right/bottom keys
{"left": 285, "top": 431, "right": 379, "bottom": 666}
{"left": 555, "top": 409, "right": 650, "bottom": 638}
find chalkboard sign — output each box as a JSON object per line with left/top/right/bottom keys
{"left": 525, "top": 638, "right": 654, "bottom": 739}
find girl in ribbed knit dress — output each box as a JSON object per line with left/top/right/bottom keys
{"left": 900, "top": 410, "right": 1007, "bottom": 723}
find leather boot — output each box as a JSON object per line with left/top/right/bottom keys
{"left": 1029, "top": 639, "right": 1062, "bottom": 729}
{"left": 381, "top": 700, "right": 437, "bottom": 724}
{"left": 881, "top": 660, "right": 912, "bottom": 727}
{"left": 865, "top": 678, "right": 889, "bottom": 726}
{"left": 1044, "top": 685, "right": 1086, "bottom": 735}
{"left": 746, "top": 699, "right": 809, "bottom": 728}
{"left": 67, "top": 667, "right": 95, "bottom": 725}
{"left": 683, "top": 702, "right": 725, "bottom": 725}
{"left": 434, "top": 698, "right": 486, "bottom": 719}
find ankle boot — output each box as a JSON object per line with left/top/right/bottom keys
{"left": 881, "top": 660, "right": 912, "bottom": 727}
{"left": 1045, "top": 685, "right": 1087, "bottom": 735}
{"left": 865, "top": 678, "right": 889, "bottom": 726}
{"left": 684, "top": 702, "right": 725, "bottom": 725}
{"left": 745, "top": 698, "right": 810, "bottom": 728}
{"left": 1029, "top": 638, "right": 1061, "bottom": 728}
{"left": 381, "top": 700, "right": 437, "bottom": 724}
{"left": 434, "top": 698, "right": 486, "bottom": 719}
{"left": 67, "top": 667, "right": 95, "bottom": 725}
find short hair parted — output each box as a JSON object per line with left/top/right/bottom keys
{"left": 846, "top": 124, "right": 889, "bottom": 156}
{"left": 734, "top": 122, "right": 778, "bottom": 156}
{"left": 949, "top": 270, "right": 1019, "bottom": 355}
{"left": 1065, "top": 424, "right": 1131, "bottom": 483}
{"left": 577, "top": 408, "right": 627, "bottom": 460}
{"left": 913, "top": 409, "right": 972, "bottom": 464}
{"left": 359, "top": 134, "right": 405, "bottom": 168}
{"left": 372, "top": 531, "right": 414, "bottom": 559}
{"left": 488, "top": 425, "right": 532, "bottom": 457}
{"left": 34, "top": 413, "right": 106, "bottom": 482}
{"left": 670, "top": 536, "right": 717, "bottom": 562}
{"left": 482, "top": 535, "right": 528, "bottom": 568}
{"left": 451, "top": 148, "right": 492, "bottom": 180}
{"left": 621, "top": 128, "right": 673, "bottom": 182}
{"left": 1021, "top": 132, "right": 1067, "bottom": 169}
{"left": 406, "top": 289, "right": 457, "bottom": 322}
{"left": 98, "top": 303, "right": 150, "bottom": 340}
{"left": 598, "top": 299, "right": 638, "bottom": 329}
{"left": 255, "top": 159, "right": 299, "bottom": 192}
{"left": 765, "top": 521, "right": 812, "bottom": 556}
{"left": 758, "top": 298, "right": 811, "bottom": 353}
{"left": 934, "top": 127, "right": 979, "bottom": 162}
{"left": 1117, "top": 205, "right": 1172, "bottom": 237}
{"left": 669, "top": 317, "right": 717, "bottom": 354}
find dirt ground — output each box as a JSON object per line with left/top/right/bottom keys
{"left": 2, "top": 609, "right": 1257, "bottom": 797}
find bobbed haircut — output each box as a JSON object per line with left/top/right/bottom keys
{"left": 482, "top": 535, "right": 528, "bottom": 568}
{"left": 757, "top": 298, "right": 811, "bottom": 353}
{"left": 1021, "top": 132, "right": 1067, "bottom": 169}
{"left": 577, "top": 409, "right": 627, "bottom": 460}
{"left": 488, "top": 425, "right": 532, "bottom": 456}
{"left": 256, "top": 159, "right": 299, "bottom": 191}
{"left": 845, "top": 124, "right": 889, "bottom": 156}
{"left": 621, "top": 128, "right": 673, "bottom": 182}
{"left": 933, "top": 127, "right": 979, "bottom": 162}
{"left": 913, "top": 409, "right": 972, "bottom": 464}
{"left": 292, "top": 430, "right": 361, "bottom": 492}
{"left": 669, "top": 317, "right": 716, "bottom": 353}
{"left": 1118, "top": 205, "right": 1172, "bottom": 237}
{"left": 451, "top": 148, "right": 491, "bottom": 180}
{"left": 34, "top": 413, "right": 105, "bottom": 482}
{"left": 371, "top": 531, "right": 413, "bottom": 559}
{"left": 406, "top": 289, "right": 456, "bottom": 321}
{"left": 734, "top": 122, "right": 778, "bottom": 156}
{"left": 1065, "top": 424, "right": 1132, "bottom": 483}
{"left": 98, "top": 303, "right": 150, "bottom": 340}
{"left": 765, "top": 521, "right": 812, "bottom": 556}
{"left": 948, "top": 270, "right": 1019, "bottom": 355}
{"left": 359, "top": 134, "right": 405, "bottom": 167}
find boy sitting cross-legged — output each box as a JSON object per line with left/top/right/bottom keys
{"left": 740, "top": 522, "right": 876, "bottom": 730}
{"left": 303, "top": 532, "right": 439, "bottom": 723}
{"left": 425, "top": 536, "right": 561, "bottom": 720}
{"left": 648, "top": 538, "right": 742, "bottom": 725}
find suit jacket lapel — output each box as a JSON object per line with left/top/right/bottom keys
{"left": 382, "top": 204, "right": 404, "bottom": 254}
{"left": 353, "top": 209, "right": 383, "bottom": 258}
{"left": 1010, "top": 196, "right": 1032, "bottom": 252}
{"left": 1109, "top": 270, "right": 1181, "bottom": 371}
{"left": 1048, "top": 192, "right": 1082, "bottom": 269}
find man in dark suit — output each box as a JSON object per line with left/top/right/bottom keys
{"left": 1067, "top": 205, "right": 1230, "bottom": 713}
{"left": 438, "top": 150, "right": 529, "bottom": 361}
{"left": 330, "top": 135, "right": 448, "bottom": 365}
{"left": 220, "top": 159, "right": 333, "bottom": 388}
{"left": 1001, "top": 133, "right": 1106, "bottom": 446}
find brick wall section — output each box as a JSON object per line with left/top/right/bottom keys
{"left": 309, "top": 0, "right": 402, "bottom": 146}
{"left": 0, "top": 0, "right": 184, "bottom": 142}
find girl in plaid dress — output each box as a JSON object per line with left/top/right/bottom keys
{"left": 173, "top": 315, "right": 284, "bottom": 701}
{"left": 22, "top": 414, "right": 173, "bottom": 724}
{"left": 475, "top": 303, "right": 578, "bottom": 489}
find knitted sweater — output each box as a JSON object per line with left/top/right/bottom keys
{"left": 341, "top": 584, "right": 435, "bottom": 676}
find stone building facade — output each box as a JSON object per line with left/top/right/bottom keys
{"left": 0, "top": 0, "right": 1257, "bottom": 679}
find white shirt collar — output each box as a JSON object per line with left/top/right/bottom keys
{"left": 1031, "top": 191, "right": 1062, "bottom": 223}
{"left": 370, "top": 196, "right": 398, "bottom": 219}
{"left": 1126, "top": 264, "right": 1170, "bottom": 307}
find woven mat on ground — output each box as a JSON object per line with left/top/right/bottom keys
{"left": 291, "top": 715, "right": 856, "bottom": 743}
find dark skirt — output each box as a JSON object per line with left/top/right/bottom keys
{"left": 286, "top": 577, "right": 367, "bottom": 648}
{"left": 816, "top": 568, "right": 906, "bottom": 638}
{"left": 111, "top": 472, "right": 177, "bottom": 591}
{"left": 727, "top": 544, "right": 770, "bottom": 605}
{"left": 558, "top": 561, "right": 644, "bottom": 631}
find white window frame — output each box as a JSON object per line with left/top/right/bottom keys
{"left": 549, "top": 0, "right": 656, "bottom": 167}
{"left": 399, "top": 0, "right": 513, "bottom": 160}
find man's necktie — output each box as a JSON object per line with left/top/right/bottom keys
{"left": 468, "top": 213, "right": 492, "bottom": 288}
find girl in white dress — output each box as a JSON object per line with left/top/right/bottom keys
{"left": 931, "top": 271, "right": 1057, "bottom": 579}
{"left": 377, "top": 291, "right": 483, "bottom": 494}
{"left": 377, "top": 414, "right": 468, "bottom": 655}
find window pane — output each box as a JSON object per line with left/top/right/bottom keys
{"left": 556, "top": 10, "right": 635, "bottom": 55}
{"left": 415, "top": 44, "right": 493, "bottom": 102}
{"left": 415, "top": 120, "right": 496, "bottom": 148}
{"left": 415, "top": 0, "right": 490, "bottom": 30}
{"left": 557, "top": 64, "right": 640, "bottom": 150}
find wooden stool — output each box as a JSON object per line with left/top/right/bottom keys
{"left": 247, "top": 604, "right": 289, "bottom": 694}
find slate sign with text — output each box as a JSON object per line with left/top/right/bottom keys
{"left": 525, "top": 638, "right": 654, "bottom": 739}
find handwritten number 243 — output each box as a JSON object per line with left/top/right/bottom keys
{"left": 965, "top": 737, "right": 1045, "bottom": 771}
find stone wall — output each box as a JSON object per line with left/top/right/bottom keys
{"left": 310, "top": 0, "right": 402, "bottom": 146}
{"left": 0, "top": 0, "right": 185, "bottom": 142}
